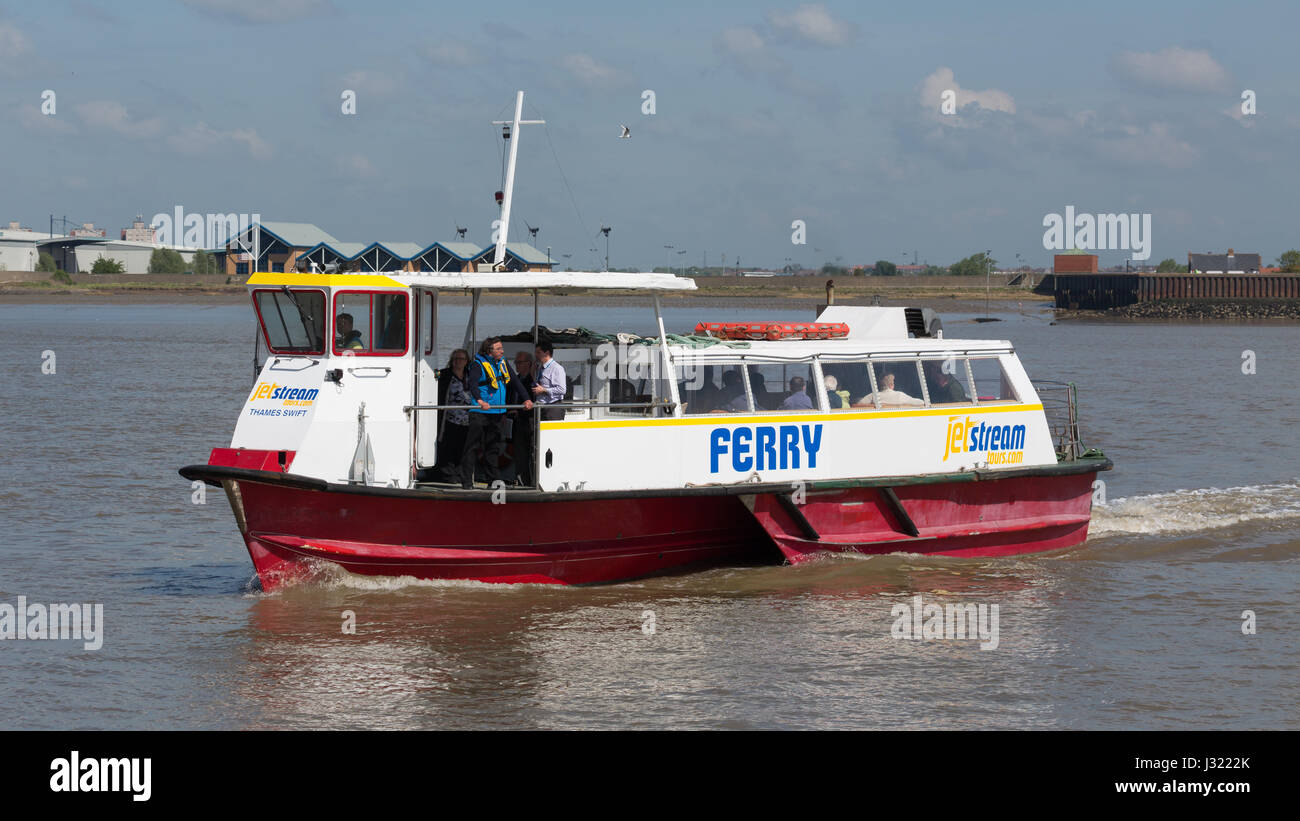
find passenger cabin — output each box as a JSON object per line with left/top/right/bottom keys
{"left": 236, "top": 271, "right": 1061, "bottom": 492}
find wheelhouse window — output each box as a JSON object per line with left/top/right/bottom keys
{"left": 252, "top": 288, "right": 326, "bottom": 354}
{"left": 333, "top": 291, "right": 409, "bottom": 356}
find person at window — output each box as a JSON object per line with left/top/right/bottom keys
{"left": 532, "top": 341, "right": 568, "bottom": 421}
{"left": 823, "top": 374, "right": 848, "bottom": 409}
{"left": 924, "top": 360, "right": 969, "bottom": 404}
{"left": 779, "top": 376, "right": 813, "bottom": 410}
{"left": 426, "top": 349, "right": 471, "bottom": 482}
{"left": 713, "top": 369, "right": 748, "bottom": 413}
{"left": 855, "top": 371, "right": 923, "bottom": 407}
{"left": 461, "top": 337, "right": 532, "bottom": 489}
{"left": 336, "top": 312, "right": 364, "bottom": 350}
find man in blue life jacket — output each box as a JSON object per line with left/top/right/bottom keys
{"left": 460, "top": 337, "right": 533, "bottom": 489}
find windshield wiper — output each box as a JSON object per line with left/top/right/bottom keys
{"left": 280, "top": 285, "right": 322, "bottom": 349}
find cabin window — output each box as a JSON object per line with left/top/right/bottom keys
{"left": 421, "top": 292, "right": 435, "bottom": 355}
{"left": 602, "top": 345, "right": 670, "bottom": 416}
{"left": 859, "top": 360, "right": 926, "bottom": 408}
{"left": 235, "top": 262, "right": 249, "bottom": 276}
{"left": 333, "top": 291, "right": 408, "bottom": 356}
{"left": 921, "top": 358, "right": 973, "bottom": 406}
{"left": 967, "top": 357, "right": 1018, "bottom": 403}
{"left": 745, "top": 362, "right": 817, "bottom": 411}
{"left": 252, "top": 288, "right": 326, "bottom": 354}
{"left": 821, "top": 361, "right": 874, "bottom": 410}
{"left": 678, "top": 362, "right": 748, "bottom": 414}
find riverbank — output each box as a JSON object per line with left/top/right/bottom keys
{"left": 1056, "top": 298, "right": 1300, "bottom": 321}
{"left": 0, "top": 271, "right": 1048, "bottom": 312}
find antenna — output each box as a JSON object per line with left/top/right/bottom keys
{"left": 490, "top": 91, "right": 545, "bottom": 270}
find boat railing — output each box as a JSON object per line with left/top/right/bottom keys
{"left": 1031, "top": 380, "right": 1084, "bottom": 461}
{"left": 403, "top": 400, "right": 676, "bottom": 414}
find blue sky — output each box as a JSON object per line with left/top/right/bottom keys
{"left": 3, "top": 0, "right": 1298, "bottom": 270}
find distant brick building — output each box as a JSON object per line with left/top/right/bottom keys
{"left": 1053, "top": 253, "right": 1098, "bottom": 273}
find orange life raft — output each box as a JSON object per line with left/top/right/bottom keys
{"left": 693, "top": 321, "right": 850, "bottom": 341}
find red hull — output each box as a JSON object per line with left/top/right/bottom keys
{"left": 232, "top": 481, "right": 768, "bottom": 589}
{"left": 210, "top": 466, "right": 1102, "bottom": 590}
{"left": 750, "top": 473, "right": 1097, "bottom": 562}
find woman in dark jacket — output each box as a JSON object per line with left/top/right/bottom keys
{"left": 431, "top": 349, "right": 471, "bottom": 481}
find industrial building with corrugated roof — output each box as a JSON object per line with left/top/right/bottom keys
{"left": 222, "top": 222, "right": 555, "bottom": 275}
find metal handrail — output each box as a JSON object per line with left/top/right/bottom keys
{"left": 403, "top": 400, "right": 676, "bottom": 412}
{"left": 1031, "top": 379, "right": 1083, "bottom": 460}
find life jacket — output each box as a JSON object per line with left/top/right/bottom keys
{"left": 473, "top": 354, "right": 511, "bottom": 413}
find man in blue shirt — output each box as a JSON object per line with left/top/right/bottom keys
{"left": 460, "top": 337, "right": 533, "bottom": 489}
{"left": 779, "top": 376, "right": 813, "bottom": 410}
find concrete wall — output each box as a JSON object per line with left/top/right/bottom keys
{"left": 0, "top": 241, "right": 39, "bottom": 272}
{"left": 73, "top": 244, "right": 197, "bottom": 274}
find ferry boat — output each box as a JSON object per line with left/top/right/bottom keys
{"left": 181, "top": 92, "right": 1111, "bottom": 590}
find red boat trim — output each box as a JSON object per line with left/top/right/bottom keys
{"left": 180, "top": 454, "right": 1111, "bottom": 502}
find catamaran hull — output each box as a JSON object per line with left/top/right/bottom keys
{"left": 223, "top": 478, "right": 768, "bottom": 589}
{"left": 183, "top": 460, "right": 1106, "bottom": 590}
{"left": 744, "top": 472, "right": 1099, "bottom": 563}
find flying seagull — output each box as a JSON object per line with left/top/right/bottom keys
{"left": 619, "top": 124, "right": 631, "bottom": 139}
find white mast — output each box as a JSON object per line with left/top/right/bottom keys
{"left": 491, "top": 91, "right": 544, "bottom": 270}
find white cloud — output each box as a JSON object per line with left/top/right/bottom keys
{"left": 919, "top": 67, "right": 1015, "bottom": 122}
{"left": 75, "top": 100, "right": 163, "bottom": 137}
{"left": 558, "top": 53, "right": 623, "bottom": 88}
{"left": 717, "top": 25, "right": 765, "bottom": 56}
{"left": 337, "top": 154, "right": 375, "bottom": 177}
{"left": 1109, "top": 46, "right": 1232, "bottom": 94}
{"left": 422, "top": 42, "right": 478, "bottom": 67}
{"left": 1094, "top": 122, "right": 1198, "bottom": 168}
{"left": 168, "top": 122, "right": 271, "bottom": 159}
{"left": 342, "top": 69, "right": 397, "bottom": 97}
{"left": 181, "top": 0, "right": 332, "bottom": 23}
{"left": 0, "top": 21, "right": 30, "bottom": 57}
{"left": 767, "top": 4, "right": 857, "bottom": 47}
{"left": 18, "top": 105, "right": 76, "bottom": 134}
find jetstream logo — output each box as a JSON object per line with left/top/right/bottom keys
{"left": 247, "top": 382, "right": 318, "bottom": 418}
{"left": 943, "top": 416, "right": 1025, "bottom": 463}
{"left": 710, "top": 424, "right": 822, "bottom": 473}
{"left": 249, "top": 382, "right": 319, "bottom": 405}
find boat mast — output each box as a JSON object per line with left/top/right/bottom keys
{"left": 492, "top": 91, "right": 544, "bottom": 270}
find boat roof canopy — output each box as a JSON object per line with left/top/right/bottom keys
{"left": 247, "top": 270, "right": 697, "bottom": 292}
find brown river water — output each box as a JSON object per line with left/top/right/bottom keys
{"left": 3, "top": 300, "right": 1297, "bottom": 729}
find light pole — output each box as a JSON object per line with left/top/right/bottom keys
{"left": 664, "top": 244, "right": 674, "bottom": 274}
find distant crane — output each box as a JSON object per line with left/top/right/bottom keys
{"left": 599, "top": 226, "right": 612, "bottom": 271}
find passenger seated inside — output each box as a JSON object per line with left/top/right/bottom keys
{"left": 823, "top": 374, "right": 849, "bottom": 409}
{"left": 778, "top": 376, "right": 813, "bottom": 410}
{"left": 748, "top": 371, "right": 773, "bottom": 409}
{"left": 854, "top": 372, "right": 923, "bottom": 407}
{"left": 680, "top": 365, "right": 718, "bottom": 414}
{"left": 924, "top": 360, "right": 969, "bottom": 404}
{"left": 712, "top": 369, "right": 748, "bottom": 413}
{"left": 336, "top": 312, "right": 364, "bottom": 350}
